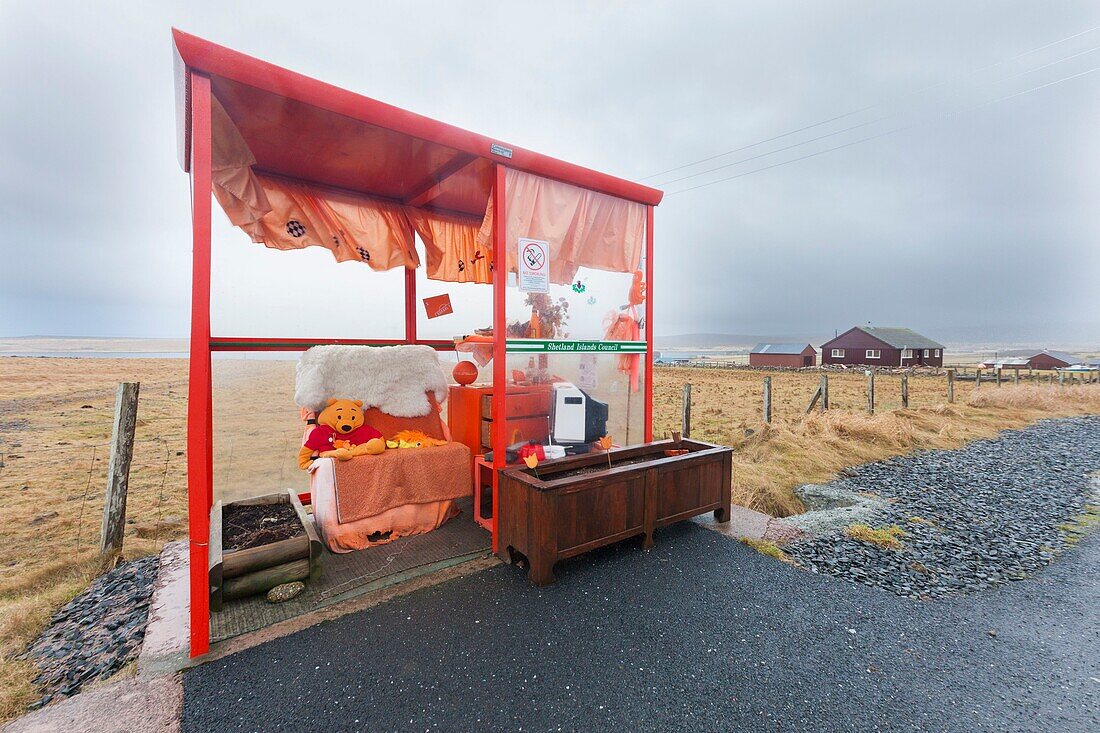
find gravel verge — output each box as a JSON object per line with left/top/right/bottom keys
{"left": 785, "top": 416, "right": 1100, "bottom": 598}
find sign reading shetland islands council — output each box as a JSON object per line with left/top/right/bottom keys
{"left": 506, "top": 339, "right": 647, "bottom": 353}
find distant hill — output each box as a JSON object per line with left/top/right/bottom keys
{"left": 656, "top": 333, "right": 822, "bottom": 350}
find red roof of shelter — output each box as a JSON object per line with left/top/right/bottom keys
{"left": 173, "top": 29, "right": 663, "bottom": 217}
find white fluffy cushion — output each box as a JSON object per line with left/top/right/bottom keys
{"left": 294, "top": 345, "right": 448, "bottom": 416}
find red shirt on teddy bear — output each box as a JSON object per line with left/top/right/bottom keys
{"left": 304, "top": 423, "right": 382, "bottom": 451}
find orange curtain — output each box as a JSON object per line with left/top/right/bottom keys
{"left": 242, "top": 175, "right": 419, "bottom": 270}
{"left": 210, "top": 96, "right": 271, "bottom": 230}
{"left": 503, "top": 168, "right": 646, "bottom": 284}
{"left": 407, "top": 207, "right": 492, "bottom": 284}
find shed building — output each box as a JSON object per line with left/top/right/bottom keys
{"left": 820, "top": 326, "right": 944, "bottom": 367}
{"left": 1025, "top": 350, "right": 1080, "bottom": 370}
{"left": 749, "top": 343, "right": 816, "bottom": 368}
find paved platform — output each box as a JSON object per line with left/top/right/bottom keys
{"left": 182, "top": 523, "right": 1100, "bottom": 732}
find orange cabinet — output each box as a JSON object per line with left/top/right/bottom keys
{"left": 448, "top": 384, "right": 553, "bottom": 457}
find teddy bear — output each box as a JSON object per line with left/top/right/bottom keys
{"left": 297, "top": 398, "right": 386, "bottom": 469}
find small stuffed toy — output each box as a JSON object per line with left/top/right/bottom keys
{"left": 298, "top": 398, "right": 386, "bottom": 469}
{"left": 385, "top": 429, "right": 449, "bottom": 449}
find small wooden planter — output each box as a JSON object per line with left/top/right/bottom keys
{"left": 208, "top": 489, "right": 322, "bottom": 611}
{"left": 498, "top": 439, "right": 732, "bottom": 586}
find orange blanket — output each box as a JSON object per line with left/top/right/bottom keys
{"left": 332, "top": 442, "right": 472, "bottom": 524}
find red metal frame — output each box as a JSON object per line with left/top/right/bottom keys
{"left": 208, "top": 337, "right": 453, "bottom": 351}
{"left": 490, "top": 165, "right": 507, "bottom": 554}
{"left": 186, "top": 71, "right": 213, "bottom": 658}
{"left": 644, "top": 205, "right": 654, "bottom": 442}
{"left": 404, "top": 266, "right": 418, "bottom": 343}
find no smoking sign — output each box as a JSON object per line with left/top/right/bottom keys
{"left": 517, "top": 238, "right": 550, "bottom": 293}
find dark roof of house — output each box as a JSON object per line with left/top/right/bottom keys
{"left": 750, "top": 343, "right": 814, "bottom": 355}
{"left": 1032, "top": 350, "right": 1080, "bottom": 365}
{"left": 858, "top": 326, "right": 944, "bottom": 350}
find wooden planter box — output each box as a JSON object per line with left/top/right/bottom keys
{"left": 208, "top": 489, "right": 322, "bottom": 611}
{"left": 498, "top": 439, "right": 732, "bottom": 586}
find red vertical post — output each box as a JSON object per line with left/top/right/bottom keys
{"left": 404, "top": 265, "right": 417, "bottom": 343}
{"left": 644, "top": 205, "right": 654, "bottom": 442}
{"left": 187, "top": 72, "right": 213, "bottom": 658}
{"left": 490, "top": 165, "right": 507, "bottom": 554}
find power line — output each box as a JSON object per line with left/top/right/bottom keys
{"left": 665, "top": 63, "right": 1100, "bottom": 197}
{"left": 653, "top": 41, "right": 1100, "bottom": 188}
{"left": 642, "top": 22, "right": 1100, "bottom": 182}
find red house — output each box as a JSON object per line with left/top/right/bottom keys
{"left": 1024, "top": 350, "right": 1080, "bottom": 370}
{"left": 981, "top": 350, "right": 1081, "bottom": 370}
{"left": 749, "top": 343, "right": 816, "bottom": 368}
{"left": 820, "top": 326, "right": 944, "bottom": 367}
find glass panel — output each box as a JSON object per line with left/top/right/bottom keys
{"left": 209, "top": 213, "right": 405, "bottom": 339}
{"left": 498, "top": 168, "right": 650, "bottom": 465}
{"left": 414, "top": 231, "right": 493, "bottom": 342}
{"left": 211, "top": 354, "right": 305, "bottom": 504}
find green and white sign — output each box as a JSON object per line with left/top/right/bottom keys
{"left": 506, "top": 339, "right": 647, "bottom": 353}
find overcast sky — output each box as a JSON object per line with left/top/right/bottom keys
{"left": 1, "top": 1, "right": 1098, "bottom": 346}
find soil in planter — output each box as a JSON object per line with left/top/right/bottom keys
{"left": 533, "top": 451, "right": 691, "bottom": 480}
{"left": 223, "top": 503, "right": 304, "bottom": 552}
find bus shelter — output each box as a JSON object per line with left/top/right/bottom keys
{"left": 174, "top": 29, "right": 663, "bottom": 657}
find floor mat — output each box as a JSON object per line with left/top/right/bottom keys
{"left": 210, "top": 498, "right": 490, "bottom": 642}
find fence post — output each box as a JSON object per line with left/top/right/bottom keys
{"left": 975, "top": 367, "right": 981, "bottom": 389}
{"left": 681, "top": 383, "right": 692, "bottom": 439}
{"left": 996, "top": 367, "right": 1002, "bottom": 387}
{"left": 1013, "top": 369, "right": 1018, "bottom": 386}
{"left": 1059, "top": 371, "right": 1065, "bottom": 387}
{"left": 100, "top": 382, "right": 140, "bottom": 558}
{"left": 821, "top": 374, "right": 829, "bottom": 412}
{"left": 947, "top": 368, "right": 955, "bottom": 404}
{"left": 901, "top": 373, "right": 909, "bottom": 408}
{"left": 763, "top": 377, "right": 772, "bottom": 424}
{"left": 866, "top": 370, "right": 875, "bottom": 415}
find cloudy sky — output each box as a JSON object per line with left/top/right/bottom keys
{"left": 2, "top": 1, "right": 1098, "bottom": 346}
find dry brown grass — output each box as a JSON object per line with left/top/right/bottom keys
{"left": 844, "top": 523, "right": 907, "bottom": 549}
{"left": 653, "top": 367, "right": 1100, "bottom": 516}
{"left": 0, "top": 358, "right": 189, "bottom": 721}
{"left": 0, "top": 357, "right": 1097, "bottom": 721}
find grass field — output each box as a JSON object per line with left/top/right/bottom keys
{"left": 0, "top": 356, "right": 1098, "bottom": 720}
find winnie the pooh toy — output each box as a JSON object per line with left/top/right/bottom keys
{"left": 298, "top": 398, "right": 386, "bottom": 469}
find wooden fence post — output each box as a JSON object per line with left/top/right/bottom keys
{"left": 763, "top": 377, "right": 772, "bottom": 424}
{"left": 681, "top": 383, "right": 691, "bottom": 439}
{"left": 947, "top": 368, "right": 955, "bottom": 404}
{"left": 975, "top": 367, "right": 981, "bottom": 389}
{"left": 1012, "top": 369, "right": 1018, "bottom": 386}
{"left": 1059, "top": 371, "right": 1065, "bottom": 387}
{"left": 804, "top": 384, "right": 822, "bottom": 415}
{"left": 100, "top": 382, "right": 140, "bottom": 558}
{"left": 821, "top": 374, "right": 829, "bottom": 412}
{"left": 901, "top": 374, "right": 909, "bottom": 408}
{"left": 995, "top": 367, "right": 1002, "bottom": 387}
{"left": 866, "top": 370, "right": 875, "bottom": 415}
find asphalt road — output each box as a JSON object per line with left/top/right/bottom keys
{"left": 183, "top": 523, "right": 1099, "bottom": 732}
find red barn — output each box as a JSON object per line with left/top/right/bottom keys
{"left": 1025, "top": 350, "right": 1080, "bottom": 370}
{"left": 820, "top": 326, "right": 944, "bottom": 367}
{"left": 749, "top": 343, "right": 816, "bottom": 368}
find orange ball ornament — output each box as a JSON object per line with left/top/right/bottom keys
{"left": 452, "top": 360, "right": 479, "bottom": 385}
